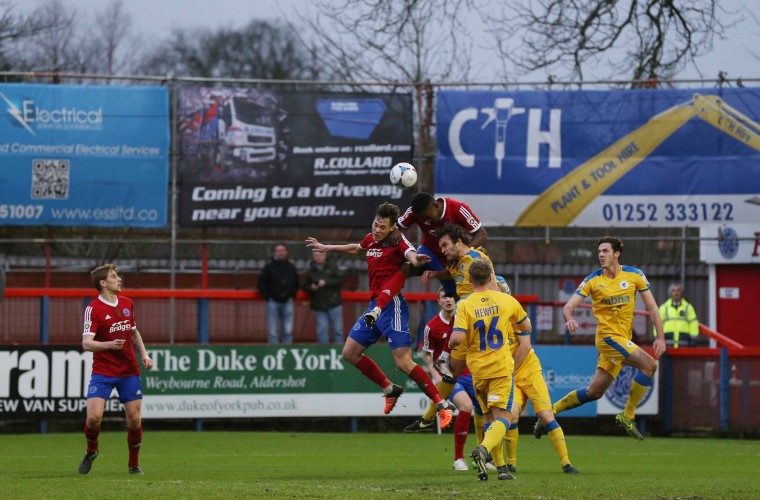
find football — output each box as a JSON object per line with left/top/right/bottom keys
{"left": 389, "top": 162, "right": 417, "bottom": 190}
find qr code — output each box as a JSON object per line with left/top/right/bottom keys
{"left": 31, "top": 159, "right": 70, "bottom": 200}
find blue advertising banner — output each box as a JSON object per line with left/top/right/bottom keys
{"left": 531, "top": 346, "right": 598, "bottom": 417}
{"left": 519, "top": 346, "right": 658, "bottom": 417}
{"left": 0, "top": 84, "right": 169, "bottom": 227}
{"left": 435, "top": 88, "right": 760, "bottom": 227}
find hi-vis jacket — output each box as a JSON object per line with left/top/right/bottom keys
{"left": 654, "top": 298, "right": 699, "bottom": 348}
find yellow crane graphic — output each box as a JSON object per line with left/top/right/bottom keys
{"left": 515, "top": 94, "right": 760, "bottom": 226}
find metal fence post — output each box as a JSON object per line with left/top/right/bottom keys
{"left": 720, "top": 348, "right": 729, "bottom": 431}
{"left": 662, "top": 353, "right": 672, "bottom": 433}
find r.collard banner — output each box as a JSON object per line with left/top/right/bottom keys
{"left": 0, "top": 84, "right": 169, "bottom": 227}
{"left": 178, "top": 88, "right": 414, "bottom": 227}
{"left": 435, "top": 88, "right": 760, "bottom": 227}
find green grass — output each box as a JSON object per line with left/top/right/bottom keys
{"left": 1, "top": 430, "right": 758, "bottom": 499}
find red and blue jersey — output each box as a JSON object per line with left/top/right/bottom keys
{"left": 83, "top": 295, "right": 140, "bottom": 378}
{"left": 397, "top": 197, "right": 481, "bottom": 261}
{"left": 423, "top": 312, "right": 471, "bottom": 377}
{"left": 359, "top": 232, "right": 415, "bottom": 298}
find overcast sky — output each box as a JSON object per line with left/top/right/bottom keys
{"left": 18, "top": 0, "right": 760, "bottom": 84}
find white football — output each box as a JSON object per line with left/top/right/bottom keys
{"left": 390, "top": 162, "right": 417, "bottom": 190}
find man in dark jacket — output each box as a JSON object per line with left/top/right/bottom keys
{"left": 257, "top": 243, "right": 299, "bottom": 344}
{"left": 303, "top": 250, "right": 345, "bottom": 345}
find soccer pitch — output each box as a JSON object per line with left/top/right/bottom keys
{"left": 1, "top": 431, "right": 757, "bottom": 499}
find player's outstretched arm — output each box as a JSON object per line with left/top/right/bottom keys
{"left": 470, "top": 227, "right": 488, "bottom": 249}
{"left": 513, "top": 333, "right": 532, "bottom": 372}
{"left": 305, "top": 237, "right": 361, "bottom": 255}
{"left": 563, "top": 294, "right": 583, "bottom": 334}
{"left": 641, "top": 289, "right": 667, "bottom": 358}
{"left": 132, "top": 328, "right": 153, "bottom": 369}
{"left": 405, "top": 250, "right": 430, "bottom": 267}
{"left": 419, "top": 269, "right": 451, "bottom": 285}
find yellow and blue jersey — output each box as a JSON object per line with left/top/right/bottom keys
{"left": 453, "top": 290, "right": 527, "bottom": 380}
{"left": 447, "top": 248, "right": 492, "bottom": 299}
{"left": 576, "top": 265, "right": 650, "bottom": 339}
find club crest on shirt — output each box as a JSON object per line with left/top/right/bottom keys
{"left": 123, "top": 308, "right": 131, "bottom": 316}
{"left": 620, "top": 281, "right": 629, "bottom": 289}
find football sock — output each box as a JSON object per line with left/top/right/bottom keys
{"left": 127, "top": 425, "right": 142, "bottom": 468}
{"left": 373, "top": 270, "right": 407, "bottom": 311}
{"left": 422, "top": 379, "right": 455, "bottom": 420}
{"left": 505, "top": 423, "right": 519, "bottom": 467}
{"left": 545, "top": 420, "right": 571, "bottom": 467}
{"left": 453, "top": 410, "right": 471, "bottom": 460}
{"left": 85, "top": 423, "right": 100, "bottom": 454}
{"left": 354, "top": 355, "right": 391, "bottom": 389}
{"left": 553, "top": 387, "right": 590, "bottom": 415}
{"left": 409, "top": 365, "right": 442, "bottom": 403}
{"left": 624, "top": 371, "right": 653, "bottom": 419}
{"left": 473, "top": 413, "right": 485, "bottom": 443}
{"left": 481, "top": 418, "right": 508, "bottom": 467}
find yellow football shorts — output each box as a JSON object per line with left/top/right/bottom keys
{"left": 596, "top": 333, "right": 639, "bottom": 378}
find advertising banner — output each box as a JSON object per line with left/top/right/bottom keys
{"left": 529, "top": 346, "right": 598, "bottom": 416}
{"left": 0, "top": 345, "right": 429, "bottom": 419}
{"left": 435, "top": 88, "right": 760, "bottom": 227}
{"left": 177, "top": 88, "right": 414, "bottom": 227}
{"left": 700, "top": 224, "right": 760, "bottom": 263}
{"left": 0, "top": 84, "right": 169, "bottom": 227}
{"left": 1, "top": 345, "right": 656, "bottom": 419}
{"left": 530, "top": 346, "right": 658, "bottom": 416}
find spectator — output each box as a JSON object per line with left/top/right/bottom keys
{"left": 303, "top": 250, "right": 345, "bottom": 345}
{"left": 258, "top": 243, "right": 299, "bottom": 344}
{"left": 655, "top": 283, "right": 700, "bottom": 348}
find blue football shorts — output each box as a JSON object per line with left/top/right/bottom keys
{"left": 349, "top": 295, "right": 413, "bottom": 349}
{"left": 87, "top": 373, "right": 143, "bottom": 403}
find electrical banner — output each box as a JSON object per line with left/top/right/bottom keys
{"left": 436, "top": 88, "right": 760, "bottom": 227}
{"left": 177, "top": 88, "right": 414, "bottom": 227}
{"left": 528, "top": 346, "right": 658, "bottom": 416}
{"left": 0, "top": 84, "right": 169, "bottom": 227}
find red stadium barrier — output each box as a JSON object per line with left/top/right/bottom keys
{"left": 1, "top": 287, "right": 539, "bottom": 345}
{"left": 5, "top": 287, "right": 538, "bottom": 303}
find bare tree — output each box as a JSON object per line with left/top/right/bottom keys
{"left": 298, "top": 0, "right": 477, "bottom": 84}
{"left": 296, "top": 0, "right": 479, "bottom": 191}
{"left": 139, "top": 19, "right": 319, "bottom": 80}
{"left": 92, "top": 0, "right": 142, "bottom": 75}
{"left": 487, "top": 0, "right": 733, "bottom": 84}
{"left": 11, "top": 0, "right": 78, "bottom": 73}
{"left": 0, "top": 0, "right": 72, "bottom": 73}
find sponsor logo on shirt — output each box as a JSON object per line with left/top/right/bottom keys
{"left": 367, "top": 248, "right": 384, "bottom": 257}
{"left": 109, "top": 320, "right": 132, "bottom": 333}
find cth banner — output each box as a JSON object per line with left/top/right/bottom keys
{"left": 0, "top": 84, "right": 169, "bottom": 227}
{"left": 435, "top": 88, "right": 760, "bottom": 227}
{"left": 177, "top": 88, "right": 414, "bottom": 227}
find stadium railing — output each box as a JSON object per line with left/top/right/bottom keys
{"left": 1, "top": 287, "right": 539, "bottom": 345}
